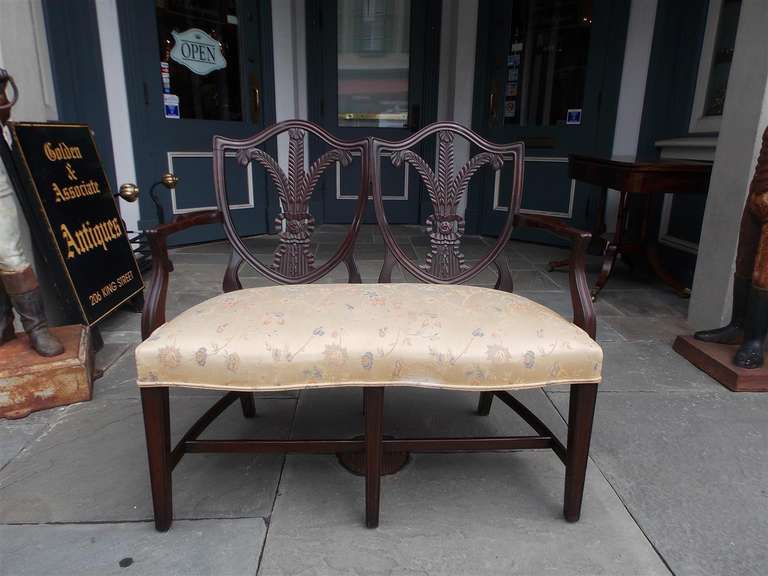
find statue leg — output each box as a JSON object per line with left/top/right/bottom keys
{"left": 695, "top": 203, "right": 757, "bottom": 344}
{"left": 0, "top": 284, "right": 14, "bottom": 342}
{"left": 734, "top": 221, "right": 768, "bottom": 368}
{"left": 1, "top": 267, "right": 64, "bottom": 357}
{"left": 0, "top": 173, "right": 63, "bottom": 356}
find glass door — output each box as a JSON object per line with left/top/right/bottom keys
{"left": 473, "top": 0, "right": 630, "bottom": 239}
{"left": 307, "top": 0, "right": 441, "bottom": 224}
{"left": 119, "top": 0, "right": 275, "bottom": 244}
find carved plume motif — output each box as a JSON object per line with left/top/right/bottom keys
{"left": 237, "top": 128, "right": 352, "bottom": 277}
{"left": 391, "top": 131, "right": 503, "bottom": 278}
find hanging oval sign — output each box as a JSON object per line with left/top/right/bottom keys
{"left": 170, "top": 28, "right": 227, "bottom": 76}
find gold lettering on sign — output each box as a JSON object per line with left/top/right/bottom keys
{"left": 60, "top": 217, "right": 124, "bottom": 259}
{"left": 52, "top": 180, "right": 102, "bottom": 202}
{"left": 43, "top": 142, "right": 83, "bottom": 162}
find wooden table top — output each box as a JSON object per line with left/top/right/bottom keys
{"left": 569, "top": 154, "right": 712, "bottom": 194}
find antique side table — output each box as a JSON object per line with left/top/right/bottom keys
{"left": 551, "top": 154, "right": 712, "bottom": 300}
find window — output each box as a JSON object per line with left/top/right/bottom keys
{"left": 689, "top": 0, "right": 742, "bottom": 133}
{"left": 503, "top": 0, "right": 593, "bottom": 127}
{"left": 337, "top": 0, "right": 411, "bottom": 128}
{"left": 156, "top": 0, "right": 243, "bottom": 121}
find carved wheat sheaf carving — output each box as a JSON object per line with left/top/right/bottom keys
{"left": 391, "top": 131, "right": 503, "bottom": 278}
{"left": 237, "top": 129, "right": 352, "bottom": 277}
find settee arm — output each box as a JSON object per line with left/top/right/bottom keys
{"left": 514, "top": 213, "right": 596, "bottom": 339}
{"left": 141, "top": 210, "right": 223, "bottom": 340}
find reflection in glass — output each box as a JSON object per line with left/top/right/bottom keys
{"left": 156, "top": 0, "right": 242, "bottom": 121}
{"left": 337, "top": 0, "right": 410, "bottom": 128}
{"left": 703, "top": 0, "right": 741, "bottom": 117}
{"left": 503, "top": 0, "right": 592, "bottom": 127}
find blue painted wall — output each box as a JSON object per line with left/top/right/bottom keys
{"left": 41, "top": 0, "right": 117, "bottom": 194}
{"left": 637, "top": 0, "right": 711, "bottom": 286}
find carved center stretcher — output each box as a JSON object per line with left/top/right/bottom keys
{"left": 136, "top": 121, "right": 600, "bottom": 531}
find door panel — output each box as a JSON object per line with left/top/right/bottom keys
{"left": 119, "top": 0, "right": 276, "bottom": 245}
{"left": 307, "top": 0, "right": 441, "bottom": 224}
{"left": 168, "top": 153, "right": 252, "bottom": 212}
{"left": 473, "top": 0, "right": 630, "bottom": 241}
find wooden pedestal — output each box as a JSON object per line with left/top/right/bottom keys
{"left": 0, "top": 325, "right": 93, "bottom": 419}
{"left": 673, "top": 335, "right": 768, "bottom": 392}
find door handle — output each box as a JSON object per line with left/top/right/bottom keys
{"left": 250, "top": 72, "right": 260, "bottom": 123}
{"left": 489, "top": 87, "right": 498, "bottom": 127}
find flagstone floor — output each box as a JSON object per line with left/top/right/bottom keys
{"left": 1, "top": 225, "right": 766, "bottom": 576}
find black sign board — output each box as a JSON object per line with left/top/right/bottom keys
{"left": 9, "top": 123, "right": 143, "bottom": 325}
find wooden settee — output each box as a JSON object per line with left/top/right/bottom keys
{"left": 135, "top": 121, "right": 601, "bottom": 531}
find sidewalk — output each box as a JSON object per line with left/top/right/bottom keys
{"left": 1, "top": 226, "right": 765, "bottom": 576}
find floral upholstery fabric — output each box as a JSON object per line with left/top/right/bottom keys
{"left": 135, "top": 284, "right": 602, "bottom": 391}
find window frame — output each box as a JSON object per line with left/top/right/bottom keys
{"left": 689, "top": 0, "right": 740, "bottom": 134}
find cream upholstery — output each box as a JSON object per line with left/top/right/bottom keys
{"left": 135, "top": 284, "right": 602, "bottom": 392}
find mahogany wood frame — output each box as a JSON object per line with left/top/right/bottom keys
{"left": 139, "top": 121, "right": 599, "bottom": 532}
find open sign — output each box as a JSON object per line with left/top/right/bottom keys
{"left": 170, "top": 28, "right": 227, "bottom": 76}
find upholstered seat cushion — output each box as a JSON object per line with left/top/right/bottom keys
{"left": 136, "top": 284, "right": 602, "bottom": 391}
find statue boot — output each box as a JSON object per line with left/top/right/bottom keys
{"left": 1, "top": 268, "right": 64, "bottom": 357}
{"left": 694, "top": 274, "right": 749, "bottom": 344}
{"left": 733, "top": 285, "right": 768, "bottom": 369}
{"left": 0, "top": 286, "right": 15, "bottom": 343}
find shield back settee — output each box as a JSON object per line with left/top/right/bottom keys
{"left": 135, "top": 120, "right": 601, "bottom": 531}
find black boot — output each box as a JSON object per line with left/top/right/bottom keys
{"left": 733, "top": 286, "right": 768, "bottom": 369}
{"left": 0, "top": 287, "right": 15, "bottom": 343}
{"left": 8, "top": 289, "right": 64, "bottom": 357}
{"left": 695, "top": 275, "right": 750, "bottom": 344}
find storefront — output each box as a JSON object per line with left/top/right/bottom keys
{"left": 0, "top": 0, "right": 763, "bottom": 329}
{"left": 21, "top": 0, "right": 631, "bottom": 243}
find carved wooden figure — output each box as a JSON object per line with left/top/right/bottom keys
{"left": 696, "top": 125, "right": 768, "bottom": 369}
{"left": 0, "top": 69, "right": 63, "bottom": 357}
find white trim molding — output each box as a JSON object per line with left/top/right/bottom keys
{"left": 336, "top": 152, "right": 409, "bottom": 201}
{"left": 493, "top": 156, "right": 575, "bottom": 218}
{"left": 658, "top": 198, "right": 700, "bottom": 254}
{"left": 166, "top": 151, "right": 254, "bottom": 214}
{"left": 654, "top": 137, "right": 716, "bottom": 254}
{"left": 95, "top": 0, "right": 140, "bottom": 234}
{"left": 655, "top": 136, "right": 717, "bottom": 162}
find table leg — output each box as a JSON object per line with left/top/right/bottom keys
{"left": 591, "top": 243, "right": 618, "bottom": 301}
{"left": 591, "top": 185, "right": 608, "bottom": 250}
{"left": 548, "top": 186, "right": 609, "bottom": 272}
{"left": 642, "top": 193, "right": 691, "bottom": 298}
{"left": 646, "top": 242, "right": 691, "bottom": 298}
{"left": 590, "top": 190, "right": 628, "bottom": 301}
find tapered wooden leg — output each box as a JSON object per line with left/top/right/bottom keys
{"left": 140, "top": 387, "right": 173, "bottom": 531}
{"left": 364, "top": 387, "right": 384, "bottom": 528}
{"left": 564, "top": 383, "right": 598, "bottom": 522}
{"left": 477, "top": 391, "right": 493, "bottom": 416}
{"left": 591, "top": 243, "right": 618, "bottom": 301}
{"left": 239, "top": 392, "right": 256, "bottom": 418}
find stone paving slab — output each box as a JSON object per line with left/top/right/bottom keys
{"left": 518, "top": 289, "right": 626, "bottom": 318}
{"left": 549, "top": 391, "right": 768, "bottom": 576}
{"left": 291, "top": 387, "right": 567, "bottom": 442}
{"left": 598, "top": 289, "right": 687, "bottom": 319}
{"left": 0, "top": 409, "right": 62, "bottom": 472}
{"left": 598, "top": 340, "right": 724, "bottom": 393}
{"left": 0, "top": 397, "right": 295, "bottom": 523}
{"left": 95, "top": 342, "right": 132, "bottom": 373}
{"left": 258, "top": 453, "right": 671, "bottom": 576}
{"left": 603, "top": 315, "right": 690, "bottom": 344}
{"left": 0, "top": 518, "right": 265, "bottom": 576}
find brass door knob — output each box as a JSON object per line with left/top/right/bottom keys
{"left": 118, "top": 183, "right": 139, "bottom": 202}
{"left": 160, "top": 173, "right": 179, "bottom": 189}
